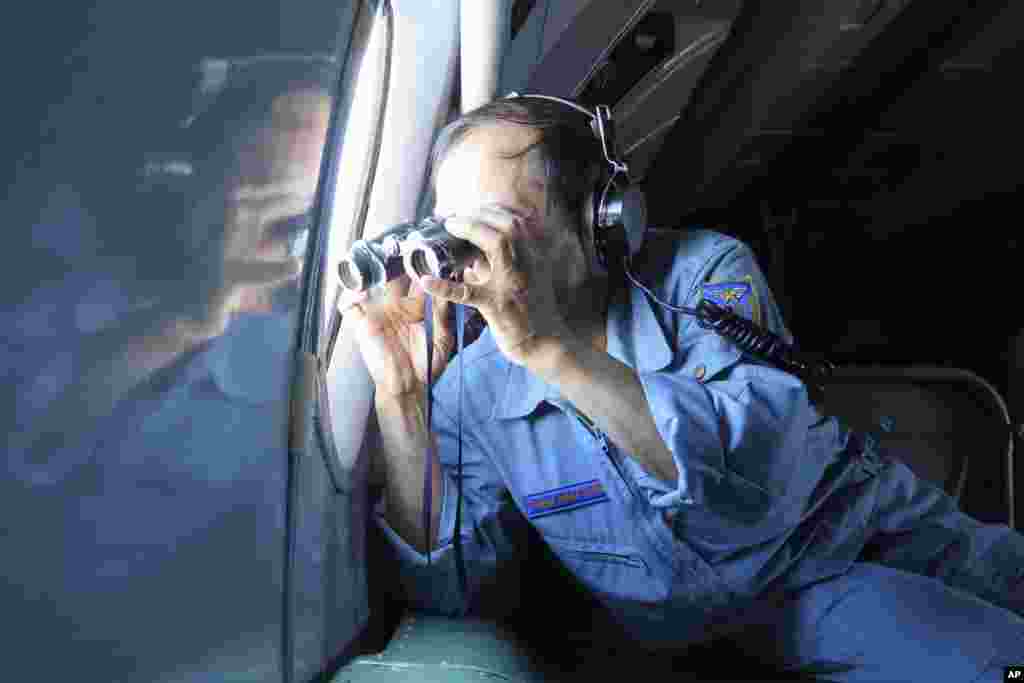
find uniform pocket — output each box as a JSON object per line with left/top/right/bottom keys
{"left": 546, "top": 537, "right": 670, "bottom": 638}
{"left": 545, "top": 537, "right": 664, "bottom": 605}
{"left": 556, "top": 547, "right": 648, "bottom": 571}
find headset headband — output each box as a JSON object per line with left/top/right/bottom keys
{"left": 503, "top": 91, "right": 647, "bottom": 265}
{"left": 503, "top": 92, "right": 630, "bottom": 180}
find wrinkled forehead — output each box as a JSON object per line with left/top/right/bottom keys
{"left": 434, "top": 122, "right": 543, "bottom": 214}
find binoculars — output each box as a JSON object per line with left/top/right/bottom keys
{"left": 338, "top": 217, "right": 482, "bottom": 292}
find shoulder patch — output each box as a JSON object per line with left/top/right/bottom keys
{"left": 701, "top": 275, "right": 762, "bottom": 326}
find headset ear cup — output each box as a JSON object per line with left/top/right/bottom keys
{"left": 592, "top": 177, "right": 645, "bottom": 260}
{"left": 620, "top": 185, "right": 647, "bottom": 258}
{"left": 581, "top": 185, "right": 611, "bottom": 276}
{"left": 582, "top": 186, "right": 597, "bottom": 237}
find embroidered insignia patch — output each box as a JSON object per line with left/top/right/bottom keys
{"left": 524, "top": 479, "right": 610, "bottom": 519}
{"left": 701, "top": 275, "right": 762, "bottom": 326}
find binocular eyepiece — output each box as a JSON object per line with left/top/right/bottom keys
{"left": 338, "top": 217, "right": 483, "bottom": 292}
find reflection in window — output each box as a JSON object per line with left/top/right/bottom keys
{"left": 4, "top": 47, "right": 343, "bottom": 683}
{"left": 9, "top": 55, "right": 338, "bottom": 487}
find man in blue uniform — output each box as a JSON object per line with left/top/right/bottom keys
{"left": 342, "top": 96, "right": 1024, "bottom": 681}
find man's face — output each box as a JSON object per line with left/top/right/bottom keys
{"left": 434, "top": 121, "right": 594, "bottom": 303}
{"left": 434, "top": 122, "right": 570, "bottom": 246}
{"left": 235, "top": 88, "right": 332, "bottom": 262}
{"left": 228, "top": 88, "right": 331, "bottom": 313}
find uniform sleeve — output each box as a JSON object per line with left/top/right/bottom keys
{"left": 701, "top": 240, "right": 795, "bottom": 346}
{"left": 639, "top": 363, "right": 816, "bottom": 530}
{"left": 637, "top": 236, "right": 813, "bottom": 530}
{"left": 373, "top": 396, "right": 523, "bottom": 617}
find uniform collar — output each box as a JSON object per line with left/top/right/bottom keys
{"left": 492, "top": 279, "right": 673, "bottom": 421}
{"left": 198, "top": 312, "right": 296, "bottom": 403}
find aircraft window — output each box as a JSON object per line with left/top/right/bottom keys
{"left": 4, "top": 0, "right": 358, "bottom": 678}
{"left": 9, "top": 51, "right": 340, "bottom": 485}
{"left": 321, "top": 5, "right": 390, "bottom": 348}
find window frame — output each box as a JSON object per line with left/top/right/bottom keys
{"left": 292, "top": 0, "right": 391, "bottom": 360}
{"left": 318, "top": 1, "right": 394, "bottom": 362}
{"left": 317, "top": 0, "right": 461, "bottom": 480}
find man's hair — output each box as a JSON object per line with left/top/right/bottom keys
{"left": 428, "top": 98, "right": 609, "bottom": 237}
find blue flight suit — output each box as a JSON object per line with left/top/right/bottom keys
{"left": 376, "top": 228, "right": 1024, "bottom": 681}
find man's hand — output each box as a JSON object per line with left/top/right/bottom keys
{"left": 408, "top": 204, "right": 573, "bottom": 368}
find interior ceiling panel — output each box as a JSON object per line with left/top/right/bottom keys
{"left": 522, "top": 0, "right": 741, "bottom": 115}
{"left": 939, "top": 4, "right": 1023, "bottom": 66}
{"left": 524, "top": 0, "right": 1018, "bottom": 228}
{"left": 574, "top": 0, "right": 744, "bottom": 181}
{"left": 611, "top": 18, "right": 731, "bottom": 176}
{"left": 739, "top": 0, "right": 1022, "bottom": 231}
{"left": 878, "top": 3, "right": 1024, "bottom": 133}
{"left": 541, "top": 0, "right": 592, "bottom": 56}
{"left": 755, "top": 0, "right": 912, "bottom": 131}
{"left": 856, "top": 54, "right": 1024, "bottom": 230}
{"left": 638, "top": 0, "right": 895, "bottom": 219}
{"left": 622, "top": 123, "right": 675, "bottom": 186}
{"left": 525, "top": 0, "right": 655, "bottom": 96}
{"left": 647, "top": 0, "right": 1015, "bottom": 222}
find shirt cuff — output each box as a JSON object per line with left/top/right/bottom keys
{"left": 635, "top": 372, "right": 728, "bottom": 510}
{"left": 649, "top": 482, "right": 695, "bottom": 509}
{"left": 624, "top": 440, "right": 696, "bottom": 510}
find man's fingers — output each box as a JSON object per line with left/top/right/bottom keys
{"left": 417, "top": 275, "right": 484, "bottom": 308}
{"left": 425, "top": 294, "right": 455, "bottom": 360}
{"left": 402, "top": 248, "right": 487, "bottom": 307}
{"left": 443, "top": 217, "right": 514, "bottom": 272}
{"left": 463, "top": 257, "right": 491, "bottom": 285}
{"left": 474, "top": 204, "right": 530, "bottom": 231}
{"left": 386, "top": 272, "right": 413, "bottom": 302}
{"left": 337, "top": 287, "right": 370, "bottom": 315}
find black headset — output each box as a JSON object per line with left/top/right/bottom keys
{"left": 502, "top": 92, "right": 648, "bottom": 270}
{"left": 500, "top": 92, "right": 844, "bottom": 389}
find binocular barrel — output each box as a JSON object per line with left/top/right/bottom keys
{"left": 338, "top": 217, "right": 482, "bottom": 292}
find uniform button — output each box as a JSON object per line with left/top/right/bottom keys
{"left": 694, "top": 364, "right": 707, "bottom": 381}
